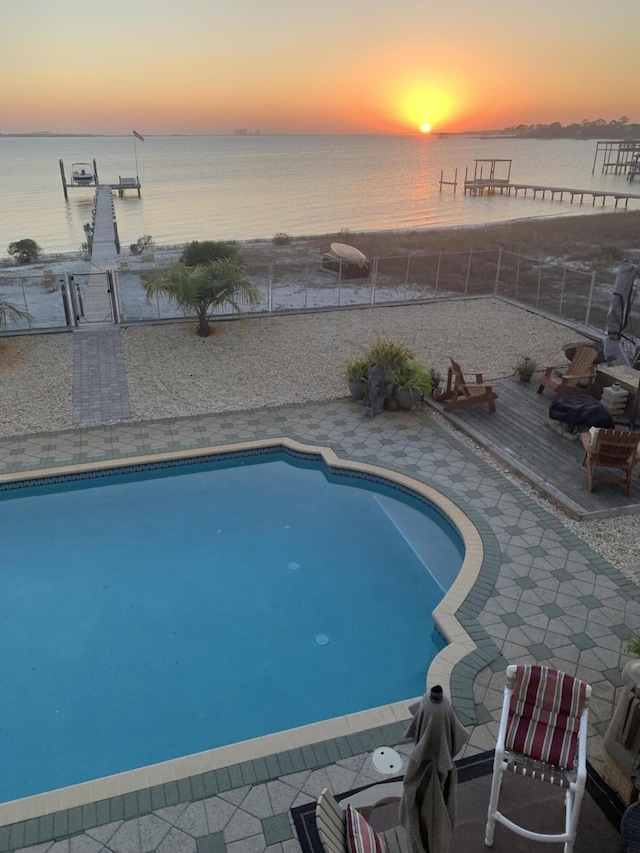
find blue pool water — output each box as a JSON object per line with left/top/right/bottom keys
{"left": 0, "top": 450, "right": 464, "bottom": 801}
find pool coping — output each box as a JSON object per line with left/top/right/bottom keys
{"left": 0, "top": 436, "right": 484, "bottom": 827}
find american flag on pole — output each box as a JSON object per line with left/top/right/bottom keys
{"left": 133, "top": 130, "right": 144, "bottom": 141}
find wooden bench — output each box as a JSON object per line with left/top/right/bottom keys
{"left": 315, "top": 787, "right": 408, "bottom": 853}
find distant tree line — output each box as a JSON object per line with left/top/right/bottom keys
{"left": 502, "top": 117, "right": 640, "bottom": 139}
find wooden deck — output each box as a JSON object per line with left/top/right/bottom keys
{"left": 428, "top": 378, "right": 640, "bottom": 520}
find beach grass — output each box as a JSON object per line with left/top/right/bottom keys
{"left": 239, "top": 210, "right": 640, "bottom": 277}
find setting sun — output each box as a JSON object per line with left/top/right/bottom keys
{"left": 393, "top": 83, "right": 458, "bottom": 134}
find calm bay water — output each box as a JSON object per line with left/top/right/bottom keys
{"left": 1, "top": 134, "right": 636, "bottom": 255}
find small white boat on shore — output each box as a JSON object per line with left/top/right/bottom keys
{"left": 321, "top": 242, "right": 370, "bottom": 279}
{"left": 71, "top": 163, "right": 95, "bottom": 185}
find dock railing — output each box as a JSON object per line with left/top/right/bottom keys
{"left": 0, "top": 248, "right": 635, "bottom": 342}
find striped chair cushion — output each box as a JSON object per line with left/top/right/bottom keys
{"left": 346, "top": 804, "right": 388, "bottom": 853}
{"left": 505, "top": 665, "right": 588, "bottom": 769}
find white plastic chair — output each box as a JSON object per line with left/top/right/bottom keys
{"left": 485, "top": 664, "right": 591, "bottom": 853}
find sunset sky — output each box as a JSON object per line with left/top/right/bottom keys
{"left": 3, "top": 0, "right": 638, "bottom": 135}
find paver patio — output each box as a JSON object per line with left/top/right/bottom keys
{"left": 0, "top": 398, "right": 637, "bottom": 852}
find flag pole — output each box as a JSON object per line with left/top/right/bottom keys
{"left": 132, "top": 132, "right": 140, "bottom": 183}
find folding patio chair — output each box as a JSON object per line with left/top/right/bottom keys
{"left": 485, "top": 664, "right": 591, "bottom": 853}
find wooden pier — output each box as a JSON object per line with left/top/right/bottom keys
{"left": 592, "top": 139, "right": 640, "bottom": 176}
{"left": 463, "top": 177, "right": 640, "bottom": 208}
{"left": 461, "top": 158, "right": 640, "bottom": 208}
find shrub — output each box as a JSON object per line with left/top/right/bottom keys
{"left": 394, "top": 360, "right": 433, "bottom": 396}
{"left": 180, "top": 240, "right": 239, "bottom": 267}
{"left": 272, "top": 233, "right": 292, "bottom": 245}
{"left": 627, "top": 637, "right": 640, "bottom": 657}
{"left": 363, "top": 334, "right": 415, "bottom": 372}
{"left": 514, "top": 356, "right": 539, "bottom": 379}
{"left": 129, "top": 235, "right": 153, "bottom": 255}
{"left": 600, "top": 244, "right": 624, "bottom": 260}
{"left": 342, "top": 355, "right": 369, "bottom": 384}
{"left": 8, "top": 238, "right": 41, "bottom": 265}
{"left": 0, "top": 294, "right": 30, "bottom": 329}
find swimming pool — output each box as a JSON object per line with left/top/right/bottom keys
{"left": 0, "top": 444, "right": 465, "bottom": 802}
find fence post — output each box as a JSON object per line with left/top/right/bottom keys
{"left": 20, "top": 281, "right": 32, "bottom": 329}
{"left": 107, "top": 270, "right": 119, "bottom": 323}
{"left": 370, "top": 257, "right": 377, "bottom": 305}
{"left": 268, "top": 264, "right": 273, "bottom": 313}
{"left": 515, "top": 254, "right": 520, "bottom": 301}
{"left": 559, "top": 268, "right": 566, "bottom": 316}
{"left": 536, "top": 258, "right": 542, "bottom": 308}
{"left": 67, "top": 273, "right": 80, "bottom": 325}
{"left": 75, "top": 279, "right": 84, "bottom": 319}
{"left": 585, "top": 271, "right": 597, "bottom": 327}
{"left": 404, "top": 252, "right": 411, "bottom": 301}
{"left": 435, "top": 252, "right": 441, "bottom": 293}
{"left": 494, "top": 247, "right": 502, "bottom": 295}
{"left": 464, "top": 249, "right": 473, "bottom": 295}
{"left": 60, "top": 281, "right": 72, "bottom": 326}
{"left": 304, "top": 263, "right": 308, "bottom": 309}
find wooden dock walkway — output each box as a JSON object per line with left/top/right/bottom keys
{"left": 427, "top": 377, "right": 640, "bottom": 520}
{"left": 464, "top": 178, "right": 640, "bottom": 208}
{"left": 82, "top": 185, "right": 119, "bottom": 322}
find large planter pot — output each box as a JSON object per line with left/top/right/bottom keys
{"left": 518, "top": 372, "right": 534, "bottom": 383}
{"left": 348, "top": 381, "right": 365, "bottom": 400}
{"left": 396, "top": 388, "right": 421, "bottom": 409}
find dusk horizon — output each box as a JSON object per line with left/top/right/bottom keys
{"left": 5, "top": 0, "right": 639, "bottom": 136}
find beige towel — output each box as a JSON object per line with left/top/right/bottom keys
{"left": 400, "top": 692, "right": 469, "bottom": 853}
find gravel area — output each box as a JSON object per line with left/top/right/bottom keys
{"left": 0, "top": 333, "right": 72, "bottom": 436}
{"left": 120, "top": 298, "right": 581, "bottom": 419}
{"left": 1, "top": 297, "right": 638, "bottom": 579}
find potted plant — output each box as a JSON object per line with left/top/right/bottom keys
{"left": 342, "top": 355, "right": 369, "bottom": 400}
{"left": 395, "top": 361, "right": 433, "bottom": 409}
{"left": 363, "top": 335, "right": 415, "bottom": 399}
{"left": 515, "top": 356, "right": 538, "bottom": 382}
{"left": 430, "top": 368, "right": 443, "bottom": 399}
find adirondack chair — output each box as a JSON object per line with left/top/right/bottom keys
{"left": 579, "top": 428, "right": 640, "bottom": 495}
{"left": 537, "top": 345, "right": 597, "bottom": 397}
{"left": 316, "top": 787, "right": 407, "bottom": 853}
{"left": 441, "top": 358, "right": 497, "bottom": 413}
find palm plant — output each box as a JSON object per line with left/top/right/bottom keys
{"left": 0, "top": 294, "right": 30, "bottom": 330}
{"left": 143, "top": 258, "right": 261, "bottom": 337}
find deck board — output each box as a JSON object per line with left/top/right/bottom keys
{"left": 428, "top": 378, "right": 640, "bottom": 519}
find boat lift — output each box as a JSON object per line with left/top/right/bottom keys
{"left": 59, "top": 159, "right": 141, "bottom": 199}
